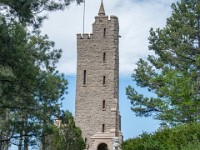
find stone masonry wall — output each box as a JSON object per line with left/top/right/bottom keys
{"left": 75, "top": 14, "right": 121, "bottom": 150}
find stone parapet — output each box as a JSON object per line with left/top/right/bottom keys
{"left": 77, "top": 33, "right": 93, "bottom": 39}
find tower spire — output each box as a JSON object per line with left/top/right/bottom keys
{"left": 98, "top": 0, "right": 105, "bottom": 16}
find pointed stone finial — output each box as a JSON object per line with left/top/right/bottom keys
{"left": 98, "top": 0, "right": 105, "bottom": 16}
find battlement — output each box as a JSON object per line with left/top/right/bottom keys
{"left": 95, "top": 15, "right": 108, "bottom": 21}
{"left": 94, "top": 15, "right": 118, "bottom": 23}
{"left": 77, "top": 33, "right": 93, "bottom": 39}
{"left": 110, "top": 15, "right": 118, "bottom": 21}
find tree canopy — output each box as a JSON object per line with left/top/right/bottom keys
{"left": 122, "top": 123, "right": 200, "bottom": 150}
{"left": 0, "top": 0, "right": 83, "bottom": 27}
{"left": 0, "top": 0, "right": 83, "bottom": 149}
{"left": 126, "top": 0, "right": 200, "bottom": 125}
{"left": 48, "top": 111, "right": 85, "bottom": 150}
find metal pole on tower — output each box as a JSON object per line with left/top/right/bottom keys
{"left": 83, "top": 0, "right": 86, "bottom": 34}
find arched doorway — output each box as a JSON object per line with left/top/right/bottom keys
{"left": 97, "top": 143, "right": 108, "bottom": 150}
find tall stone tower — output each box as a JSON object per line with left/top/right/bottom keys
{"left": 75, "top": 1, "right": 122, "bottom": 149}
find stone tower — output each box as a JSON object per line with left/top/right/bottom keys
{"left": 75, "top": 1, "right": 122, "bottom": 150}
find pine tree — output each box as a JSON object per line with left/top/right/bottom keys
{"left": 0, "top": 0, "right": 83, "bottom": 148}
{"left": 126, "top": 0, "right": 200, "bottom": 125}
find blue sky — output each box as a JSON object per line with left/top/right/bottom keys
{"left": 40, "top": 0, "right": 179, "bottom": 140}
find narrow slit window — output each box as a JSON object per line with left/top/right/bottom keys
{"left": 119, "top": 115, "right": 121, "bottom": 130}
{"left": 104, "top": 28, "right": 106, "bottom": 37}
{"left": 84, "top": 70, "right": 86, "bottom": 85}
{"left": 103, "top": 76, "right": 106, "bottom": 85}
{"left": 103, "top": 52, "right": 106, "bottom": 62}
{"left": 103, "top": 100, "right": 105, "bottom": 109}
{"left": 85, "top": 138, "right": 87, "bottom": 144}
{"left": 102, "top": 124, "right": 105, "bottom": 132}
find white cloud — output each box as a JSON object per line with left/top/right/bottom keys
{"left": 41, "top": 0, "right": 179, "bottom": 77}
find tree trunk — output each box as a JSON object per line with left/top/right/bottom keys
{"left": 24, "top": 114, "right": 28, "bottom": 150}
{"left": 4, "top": 110, "right": 9, "bottom": 150}
{"left": 0, "top": 132, "right": 2, "bottom": 150}
{"left": 24, "top": 135, "right": 28, "bottom": 150}
{"left": 5, "top": 140, "right": 9, "bottom": 150}
{"left": 42, "top": 115, "right": 48, "bottom": 150}
{"left": 18, "top": 130, "right": 22, "bottom": 150}
{"left": 42, "top": 135, "right": 46, "bottom": 150}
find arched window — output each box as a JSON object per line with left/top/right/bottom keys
{"left": 97, "top": 143, "right": 108, "bottom": 150}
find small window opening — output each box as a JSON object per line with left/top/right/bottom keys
{"left": 84, "top": 70, "right": 86, "bottom": 85}
{"left": 103, "top": 52, "right": 106, "bottom": 62}
{"left": 103, "top": 28, "right": 106, "bottom": 37}
{"left": 103, "top": 100, "right": 105, "bottom": 109}
{"left": 119, "top": 115, "right": 121, "bottom": 131}
{"left": 102, "top": 124, "right": 105, "bottom": 132}
{"left": 103, "top": 76, "right": 106, "bottom": 85}
{"left": 85, "top": 138, "right": 87, "bottom": 144}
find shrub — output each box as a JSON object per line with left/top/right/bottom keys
{"left": 122, "top": 123, "right": 200, "bottom": 150}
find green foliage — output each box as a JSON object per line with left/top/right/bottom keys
{"left": 126, "top": 0, "right": 200, "bottom": 125}
{"left": 181, "top": 142, "right": 200, "bottom": 150}
{"left": 0, "top": 0, "right": 83, "bottom": 149}
{"left": 0, "top": 0, "right": 83, "bottom": 27}
{"left": 122, "top": 123, "right": 200, "bottom": 150}
{"left": 0, "top": 19, "right": 68, "bottom": 147}
{"left": 48, "top": 111, "right": 85, "bottom": 150}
